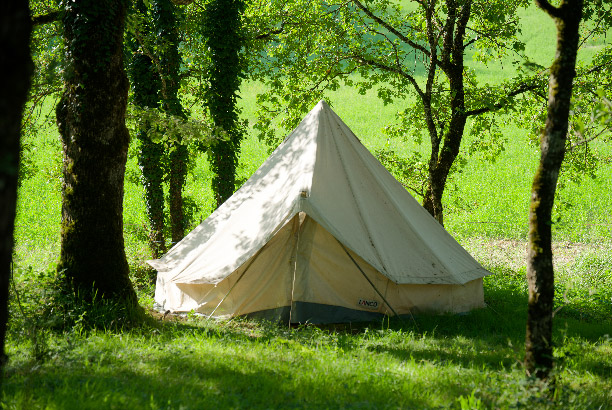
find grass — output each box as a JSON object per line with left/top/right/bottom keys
{"left": 5, "top": 4, "right": 612, "bottom": 410}
{"left": 3, "top": 287, "right": 611, "bottom": 409}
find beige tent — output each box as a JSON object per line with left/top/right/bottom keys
{"left": 149, "top": 100, "right": 490, "bottom": 323}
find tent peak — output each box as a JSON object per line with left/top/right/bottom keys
{"left": 315, "top": 99, "right": 331, "bottom": 109}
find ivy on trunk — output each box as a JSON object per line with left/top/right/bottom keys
{"left": 56, "top": 0, "right": 137, "bottom": 304}
{"left": 153, "top": 0, "right": 189, "bottom": 242}
{"left": 128, "top": 0, "right": 189, "bottom": 255}
{"left": 203, "top": 0, "right": 245, "bottom": 208}
{"left": 128, "top": 38, "right": 167, "bottom": 258}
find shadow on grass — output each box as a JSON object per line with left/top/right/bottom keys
{"left": 4, "top": 264, "right": 611, "bottom": 409}
{"left": 4, "top": 337, "right": 445, "bottom": 410}
{"left": 352, "top": 265, "right": 611, "bottom": 377}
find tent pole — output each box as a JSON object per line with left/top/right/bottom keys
{"left": 335, "top": 238, "right": 415, "bottom": 327}
{"left": 288, "top": 214, "right": 302, "bottom": 328}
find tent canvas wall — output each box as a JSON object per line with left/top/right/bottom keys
{"left": 149, "top": 100, "right": 490, "bottom": 323}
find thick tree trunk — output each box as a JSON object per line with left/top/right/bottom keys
{"left": 56, "top": 0, "right": 137, "bottom": 303}
{"left": 0, "top": 0, "right": 33, "bottom": 384}
{"left": 525, "top": 0, "right": 582, "bottom": 380}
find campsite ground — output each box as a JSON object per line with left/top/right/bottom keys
{"left": 4, "top": 5, "right": 612, "bottom": 408}
{"left": 3, "top": 236, "right": 611, "bottom": 409}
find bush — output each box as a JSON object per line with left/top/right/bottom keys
{"left": 9, "top": 266, "right": 144, "bottom": 341}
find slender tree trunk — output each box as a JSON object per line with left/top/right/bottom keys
{"left": 154, "top": 0, "right": 188, "bottom": 242}
{"left": 56, "top": 0, "right": 137, "bottom": 303}
{"left": 139, "top": 134, "right": 167, "bottom": 257}
{"left": 205, "top": 0, "right": 245, "bottom": 208}
{"left": 525, "top": 0, "right": 583, "bottom": 380}
{"left": 169, "top": 144, "right": 188, "bottom": 242}
{"left": 128, "top": 39, "right": 167, "bottom": 258}
{"left": 0, "top": 0, "right": 33, "bottom": 384}
{"left": 421, "top": 0, "right": 470, "bottom": 226}
{"left": 211, "top": 141, "right": 240, "bottom": 207}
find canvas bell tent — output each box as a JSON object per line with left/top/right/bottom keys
{"left": 149, "top": 100, "right": 490, "bottom": 323}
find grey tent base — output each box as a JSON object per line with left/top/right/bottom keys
{"left": 243, "top": 301, "right": 390, "bottom": 324}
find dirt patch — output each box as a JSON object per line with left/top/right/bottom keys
{"left": 461, "top": 238, "right": 611, "bottom": 273}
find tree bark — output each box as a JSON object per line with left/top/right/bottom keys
{"left": 169, "top": 144, "right": 188, "bottom": 242}
{"left": 56, "top": 0, "right": 137, "bottom": 303}
{"left": 211, "top": 141, "right": 241, "bottom": 207}
{"left": 525, "top": 0, "right": 583, "bottom": 380}
{"left": 420, "top": 0, "right": 470, "bottom": 226}
{"left": 0, "top": 0, "right": 33, "bottom": 384}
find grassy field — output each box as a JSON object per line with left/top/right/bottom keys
{"left": 4, "top": 4, "right": 612, "bottom": 410}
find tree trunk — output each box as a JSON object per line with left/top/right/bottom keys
{"left": 420, "top": 0, "right": 470, "bottom": 226}
{"left": 139, "top": 134, "right": 167, "bottom": 257}
{"left": 211, "top": 141, "right": 240, "bottom": 207}
{"left": 0, "top": 0, "right": 33, "bottom": 384}
{"left": 169, "top": 143, "right": 188, "bottom": 242}
{"left": 128, "top": 39, "right": 167, "bottom": 258}
{"left": 204, "top": 0, "right": 245, "bottom": 208}
{"left": 154, "top": 0, "right": 188, "bottom": 242}
{"left": 525, "top": 0, "right": 583, "bottom": 380}
{"left": 56, "top": 0, "right": 137, "bottom": 303}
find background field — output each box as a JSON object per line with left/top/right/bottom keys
{"left": 4, "top": 4, "right": 612, "bottom": 409}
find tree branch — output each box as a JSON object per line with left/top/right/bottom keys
{"left": 32, "top": 11, "right": 61, "bottom": 26}
{"left": 255, "top": 22, "right": 286, "bottom": 40}
{"left": 535, "top": 0, "right": 562, "bottom": 18}
{"left": 351, "top": 0, "right": 431, "bottom": 57}
{"left": 440, "top": 0, "right": 455, "bottom": 66}
{"left": 568, "top": 126, "right": 607, "bottom": 152}
{"left": 465, "top": 81, "right": 542, "bottom": 116}
{"left": 353, "top": 55, "right": 425, "bottom": 98}
{"left": 452, "top": 0, "right": 471, "bottom": 62}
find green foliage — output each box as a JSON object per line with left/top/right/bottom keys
{"left": 201, "top": 0, "right": 247, "bottom": 205}
{"left": 248, "top": 0, "right": 531, "bottom": 144}
{"left": 126, "top": 105, "right": 218, "bottom": 147}
{"left": 9, "top": 267, "right": 142, "bottom": 338}
{"left": 376, "top": 148, "right": 428, "bottom": 198}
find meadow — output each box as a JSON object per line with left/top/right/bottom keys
{"left": 3, "top": 4, "right": 612, "bottom": 410}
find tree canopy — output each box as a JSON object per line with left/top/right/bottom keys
{"left": 246, "top": 0, "right": 612, "bottom": 225}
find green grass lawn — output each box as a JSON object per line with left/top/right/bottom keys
{"left": 3, "top": 288, "right": 611, "bottom": 409}
{"left": 5, "top": 4, "right": 612, "bottom": 410}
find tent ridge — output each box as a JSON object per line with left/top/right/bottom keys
{"left": 320, "top": 107, "right": 390, "bottom": 274}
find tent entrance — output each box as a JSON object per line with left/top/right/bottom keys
{"left": 197, "top": 212, "right": 398, "bottom": 324}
